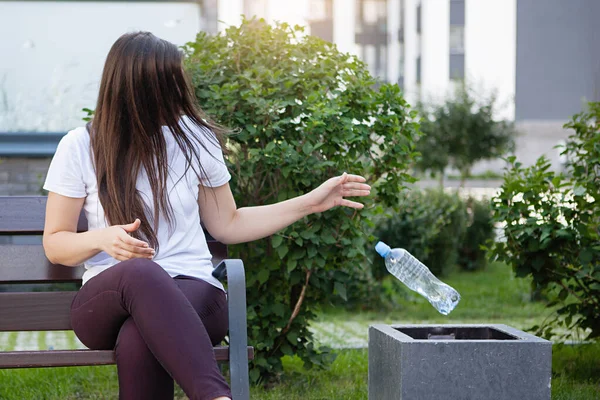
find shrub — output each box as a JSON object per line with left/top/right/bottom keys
{"left": 490, "top": 102, "right": 600, "bottom": 341}
{"left": 459, "top": 197, "right": 494, "bottom": 271}
{"left": 184, "top": 18, "right": 420, "bottom": 381}
{"left": 417, "top": 85, "right": 517, "bottom": 186}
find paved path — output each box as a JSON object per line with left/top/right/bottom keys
{"left": 0, "top": 323, "right": 366, "bottom": 352}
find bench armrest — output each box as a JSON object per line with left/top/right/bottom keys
{"left": 212, "top": 259, "right": 250, "bottom": 400}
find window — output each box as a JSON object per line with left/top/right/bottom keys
{"left": 449, "top": 25, "right": 464, "bottom": 54}
{"left": 449, "top": 0, "right": 465, "bottom": 80}
{"left": 355, "top": 0, "right": 388, "bottom": 81}
{"left": 449, "top": 54, "right": 464, "bottom": 80}
{"left": 356, "top": 0, "right": 387, "bottom": 33}
{"left": 450, "top": 0, "right": 465, "bottom": 25}
{"left": 308, "top": 0, "right": 333, "bottom": 41}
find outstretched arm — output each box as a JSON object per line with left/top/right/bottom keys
{"left": 197, "top": 173, "right": 370, "bottom": 245}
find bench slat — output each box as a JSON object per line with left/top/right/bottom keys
{"left": 0, "top": 292, "right": 75, "bottom": 331}
{"left": 0, "top": 242, "right": 226, "bottom": 284}
{"left": 0, "top": 245, "right": 82, "bottom": 282}
{"left": 0, "top": 346, "right": 254, "bottom": 368}
{"left": 0, "top": 197, "right": 87, "bottom": 235}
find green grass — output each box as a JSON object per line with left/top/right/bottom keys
{"left": 446, "top": 170, "right": 504, "bottom": 180}
{"left": 551, "top": 343, "right": 600, "bottom": 400}
{"left": 250, "top": 350, "right": 368, "bottom": 400}
{"left": 1, "top": 345, "right": 597, "bottom": 399}
{"left": 0, "top": 366, "right": 120, "bottom": 399}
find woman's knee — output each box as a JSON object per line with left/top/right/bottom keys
{"left": 116, "top": 258, "right": 169, "bottom": 286}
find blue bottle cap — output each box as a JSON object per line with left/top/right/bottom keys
{"left": 375, "top": 241, "right": 391, "bottom": 258}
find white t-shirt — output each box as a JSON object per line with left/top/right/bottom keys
{"left": 43, "top": 118, "right": 231, "bottom": 290}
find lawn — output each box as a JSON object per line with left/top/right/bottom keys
{"left": 1, "top": 344, "right": 598, "bottom": 399}
{"left": 1, "top": 263, "right": 598, "bottom": 399}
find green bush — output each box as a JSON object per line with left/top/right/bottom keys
{"left": 373, "top": 189, "right": 467, "bottom": 278}
{"left": 490, "top": 102, "right": 600, "bottom": 341}
{"left": 458, "top": 197, "right": 494, "bottom": 271}
{"left": 417, "top": 85, "right": 516, "bottom": 185}
{"left": 184, "top": 18, "right": 420, "bottom": 381}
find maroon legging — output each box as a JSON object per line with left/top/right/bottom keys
{"left": 70, "top": 258, "right": 231, "bottom": 400}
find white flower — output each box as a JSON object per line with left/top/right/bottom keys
{"left": 512, "top": 193, "right": 524, "bottom": 202}
{"left": 291, "top": 113, "right": 308, "bottom": 125}
{"left": 336, "top": 82, "right": 347, "bottom": 92}
{"left": 556, "top": 214, "right": 568, "bottom": 227}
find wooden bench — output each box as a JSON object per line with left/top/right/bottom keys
{"left": 0, "top": 196, "right": 253, "bottom": 400}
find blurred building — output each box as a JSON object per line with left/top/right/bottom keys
{"left": 1, "top": 0, "right": 599, "bottom": 193}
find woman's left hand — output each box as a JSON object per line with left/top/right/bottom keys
{"left": 306, "top": 172, "right": 371, "bottom": 214}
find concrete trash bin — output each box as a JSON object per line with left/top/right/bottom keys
{"left": 368, "top": 324, "right": 551, "bottom": 400}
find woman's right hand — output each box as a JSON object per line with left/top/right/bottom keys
{"left": 99, "top": 219, "right": 155, "bottom": 261}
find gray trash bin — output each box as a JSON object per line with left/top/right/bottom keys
{"left": 369, "top": 324, "right": 551, "bottom": 400}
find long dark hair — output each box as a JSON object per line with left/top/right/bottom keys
{"left": 90, "top": 31, "right": 226, "bottom": 252}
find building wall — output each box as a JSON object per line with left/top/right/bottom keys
{"left": 394, "top": 0, "right": 515, "bottom": 118}
{"left": 515, "top": 0, "right": 600, "bottom": 121}
{"left": 420, "top": 0, "right": 450, "bottom": 104}
{"left": 0, "top": 1, "right": 202, "bottom": 132}
{"left": 465, "top": 0, "right": 516, "bottom": 121}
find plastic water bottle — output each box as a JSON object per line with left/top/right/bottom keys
{"left": 375, "top": 241, "right": 461, "bottom": 315}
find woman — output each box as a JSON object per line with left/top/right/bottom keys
{"left": 42, "top": 32, "right": 370, "bottom": 400}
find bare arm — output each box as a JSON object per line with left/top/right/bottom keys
{"left": 43, "top": 192, "right": 155, "bottom": 266}
{"left": 198, "top": 173, "right": 370, "bottom": 245}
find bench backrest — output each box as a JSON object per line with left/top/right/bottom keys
{"left": 0, "top": 196, "right": 226, "bottom": 332}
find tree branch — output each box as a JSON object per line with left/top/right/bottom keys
{"left": 282, "top": 269, "right": 312, "bottom": 335}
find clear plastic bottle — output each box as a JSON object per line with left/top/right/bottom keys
{"left": 375, "top": 241, "right": 460, "bottom": 315}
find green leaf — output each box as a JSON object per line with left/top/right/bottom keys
{"left": 265, "top": 141, "right": 276, "bottom": 152}
{"left": 257, "top": 269, "right": 269, "bottom": 285}
{"left": 573, "top": 185, "right": 586, "bottom": 196}
{"left": 287, "top": 258, "right": 297, "bottom": 272}
{"left": 334, "top": 282, "right": 347, "bottom": 301}
{"left": 272, "top": 303, "right": 285, "bottom": 317}
{"left": 277, "top": 244, "right": 289, "bottom": 259}
{"left": 302, "top": 142, "right": 312, "bottom": 155}
{"left": 579, "top": 248, "right": 593, "bottom": 265}
{"left": 271, "top": 235, "right": 283, "bottom": 248}
{"left": 322, "top": 233, "right": 337, "bottom": 244}
{"left": 280, "top": 342, "right": 294, "bottom": 356}
{"left": 540, "top": 230, "right": 551, "bottom": 242}
{"left": 558, "top": 288, "right": 568, "bottom": 301}
{"left": 286, "top": 331, "right": 298, "bottom": 344}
